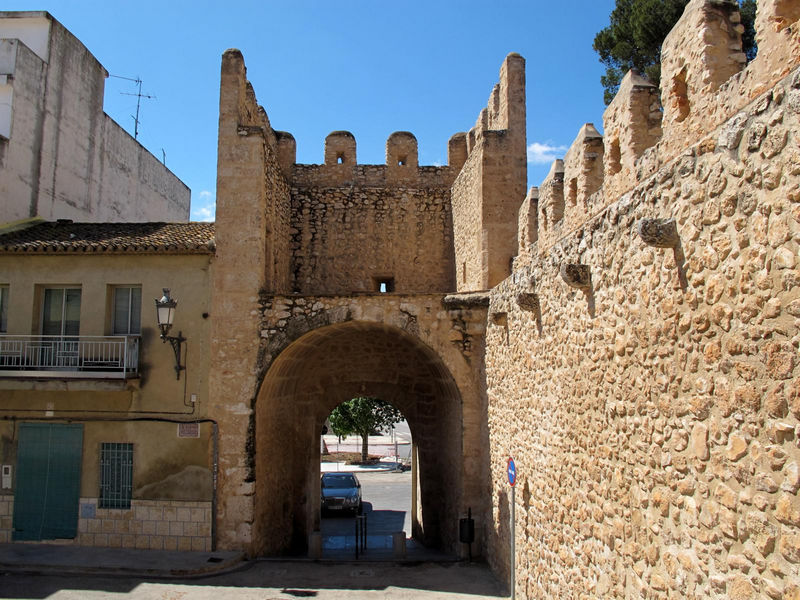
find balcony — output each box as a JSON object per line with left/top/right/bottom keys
{"left": 0, "top": 335, "right": 139, "bottom": 379}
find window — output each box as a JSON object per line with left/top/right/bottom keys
{"left": 41, "top": 288, "right": 81, "bottom": 336}
{"left": 375, "top": 277, "right": 395, "bottom": 293}
{"left": 0, "top": 285, "right": 7, "bottom": 333}
{"left": 99, "top": 442, "right": 133, "bottom": 509}
{"left": 112, "top": 286, "right": 142, "bottom": 335}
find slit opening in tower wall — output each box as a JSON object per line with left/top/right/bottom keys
{"left": 568, "top": 178, "right": 577, "bottom": 205}
{"left": 608, "top": 138, "right": 621, "bottom": 175}
{"left": 375, "top": 277, "right": 395, "bottom": 293}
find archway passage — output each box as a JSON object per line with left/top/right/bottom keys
{"left": 253, "top": 321, "right": 464, "bottom": 556}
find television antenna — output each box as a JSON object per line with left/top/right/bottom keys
{"left": 110, "top": 74, "right": 156, "bottom": 140}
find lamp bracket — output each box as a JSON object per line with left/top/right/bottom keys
{"left": 161, "top": 331, "right": 186, "bottom": 380}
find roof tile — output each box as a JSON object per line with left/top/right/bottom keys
{"left": 0, "top": 221, "right": 216, "bottom": 254}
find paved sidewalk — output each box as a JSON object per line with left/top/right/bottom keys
{"left": 1, "top": 558, "right": 507, "bottom": 599}
{"left": 0, "top": 543, "right": 507, "bottom": 599}
{"left": 0, "top": 542, "right": 244, "bottom": 577}
{"left": 321, "top": 456, "right": 407, "bottom": 472}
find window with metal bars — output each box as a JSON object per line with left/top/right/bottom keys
{"left": 99, "top": 443, "right": 133, "bottom": 509}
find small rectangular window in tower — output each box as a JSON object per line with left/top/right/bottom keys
{"left": 375, "top": 277, "right": 395, "bottom": 293}
{"left": 99, "top": 442, "right": 133, "bottom": 509}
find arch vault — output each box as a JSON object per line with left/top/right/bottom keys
{"left": 242, "top": 321, "right": 488, "bottom": 554}
{"left": 252, "top": 320, "right": 471, "bottom": 556}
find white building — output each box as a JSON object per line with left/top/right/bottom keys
{"left": 0, "top": 11, "right": 190, "bottom": 223}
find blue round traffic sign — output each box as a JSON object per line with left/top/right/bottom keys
{"left": 507, "top": 457, "right": 517, "bottom": 487}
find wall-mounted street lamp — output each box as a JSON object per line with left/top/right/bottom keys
{"left": 155, "top": 288, "right": 186, "bottom": 380}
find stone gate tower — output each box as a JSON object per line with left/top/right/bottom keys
{"left": 209, "top": 50, "right": 528, "bottom": 556}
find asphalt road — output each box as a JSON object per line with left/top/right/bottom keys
{"left": 321, "top": 470, "right": 413, "bottom": 549}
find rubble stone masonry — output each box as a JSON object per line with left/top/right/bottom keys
{"left": 289, "top": 165, "right": 456, "bottom": 294}
{"left": 487, "top": 30, "right": 800, "bottom": 600}
{"left": 209, "top": 1, "right": 799, "bottom": 593}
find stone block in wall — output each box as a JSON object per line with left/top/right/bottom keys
{"left": 486, "top": 65, "right": 800, "bottom": 598}
{"left": 275, "top": 131, "right": 296, "bottom": 182}
{"left": 386, "top": 131, "right": 419, "bottom": 185}
{"left": 753, "top": 0, "right": 800, "bottom": 93}
{"left": 322, "top": 131, "right": 357, "bottom": 186}
{"left": 448, "top": 133, "right": 468, "bottom": 172}
{"left": 494, "top": 53, "right": 526, "bottom": 157}
{"left": 562, "top": 123, "right": 604, "bottom": 231}
{"left": 517, "top": 186, "right": 539, "bottom": 263}
{"left": 468, "top": 109, "right": 489, "bottom": 154}
{"left": 451, "top": 53, "right": 527, "bottom": 291}
{"left": 537, "top": 159, "right": 565, "bottom": 249}
{"left": 602, "top": 70, "right": 662, "bottom": 202}
{"left": 324, "top": 131, "right": 356, "bottom": 166}
{"left": 660, "top": 0, "right": 746, "bottom": 150}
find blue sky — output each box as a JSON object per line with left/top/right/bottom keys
{"left": 13, "top": 1, "right": 616, "bottom": 221}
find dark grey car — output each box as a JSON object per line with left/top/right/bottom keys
{"left": 321, "top": 472, "right": 362, "bottom": 515}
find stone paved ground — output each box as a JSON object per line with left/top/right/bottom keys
{"left": 0, "top": 560, "right": 507, "bottom": 599}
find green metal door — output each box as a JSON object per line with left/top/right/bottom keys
{"left": 13, "top": 423, "right": 84, "bottom": 541}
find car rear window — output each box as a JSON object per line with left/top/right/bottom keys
{"left": 322, "top": 474, "right": 356, "bottom": 487}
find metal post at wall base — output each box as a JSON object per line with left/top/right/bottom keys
{"left": 355, "top": 514, "right": 367, "bottom": 559}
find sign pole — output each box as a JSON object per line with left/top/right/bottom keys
{"left": 511, "top": 484, "right": 516, "bottom": 600}
{"left": 507, "top": 457, "right": 517, "bottom": 600}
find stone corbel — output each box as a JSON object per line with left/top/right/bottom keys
{"left": 515, "top": 292, "right": 540, "bottom": 312}
{"left": 559, "top": 263, "right": 591, "bottom": 290}
{"left": 491, "top": 311, "right": 508, "bottom": 327}
{"left": 637, "top": 218, "right": 679, "bottom": 248}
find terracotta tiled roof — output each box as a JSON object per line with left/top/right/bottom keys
{"left": 0, "top": 220, "right": 215, "bottom": 254}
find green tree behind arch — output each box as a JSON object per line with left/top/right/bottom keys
{"left": 328, "top": 397, "right": 404, "bottom": 463}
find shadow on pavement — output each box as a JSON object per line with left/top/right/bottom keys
{"left": 0, "top": 560, "right": 506, "bottom": 599}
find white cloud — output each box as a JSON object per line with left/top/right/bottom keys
{"left": 527, "top": 141, "right": 568, "bottom": 165}
{"left": 191, "top": 190, "right": 216, "bottom": 222}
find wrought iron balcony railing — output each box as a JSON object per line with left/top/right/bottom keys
{"left": 0, "top": 335, "right": 139, "bottom": 379}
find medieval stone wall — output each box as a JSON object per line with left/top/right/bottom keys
{"left": 485, "top": 1, "right": 800, "bottom": 595}
{"left": 289, "top": 164, "right": 456, "bottom": 294}
{"left": 451, "top": 53, "right": 527, "bottom": 292}
{"left": 249, "top": 292, "right": 490, "bottom": 556}
{"left": 451, "top": 148, "right": 484, "bottom": 291}
{"left": 210, "top": 48, "right": 295, "bottom": 551}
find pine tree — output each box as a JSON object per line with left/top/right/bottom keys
{"left": 593, "top": 0, "right": 757, "bottom": 105}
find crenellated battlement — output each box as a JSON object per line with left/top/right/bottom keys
{"left": 324, "top": 130, "right": 356, "bottom": 166}
{"left": 211, "top": 9, "right": 800, "bottom": 590}
{"left": 290, "top": 162, "right": 457, "bottom": 189}
{"left": 522, "top": 0, "right": 800, "bottom": 258}
{"left": 451, "top": 52, "right": 528, "bottom": 291}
